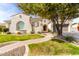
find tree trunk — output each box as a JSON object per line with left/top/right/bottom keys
{"left": 51, "top": 18, "right": 63, "bottom": 39}
{"left": 30, "top": 18, "right": 35, "bottom": 34}
{"left": 53, "top": 22, "right": 56, "bottom": 32}
{"left": 58, "top": 24, "right": 63, "bottom": 36}
{"left": 56, "top": 23, "right": 64, "bottom": 39}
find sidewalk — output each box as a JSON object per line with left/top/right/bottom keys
{"left": 23, "top": 33, "right": 53, "bottom": 44}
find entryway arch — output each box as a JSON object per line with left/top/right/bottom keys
{"left": 43, "top": 24, "right": 48, "bottom": 32}
{"left": 16, "top": 21, "right": 25, "bottom": 30}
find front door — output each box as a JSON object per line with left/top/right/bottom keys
{"left": 43, "top": 25, "right": 48, "bottom": 32}
{"left": 77, "top": 25, "right": 79, "bottom": 31}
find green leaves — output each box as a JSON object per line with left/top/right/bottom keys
{"left": 18, "top": 3, "right": 79, "bottom": 36}
{"left": 18, "top": 3, "right": 79, "bottom": 20}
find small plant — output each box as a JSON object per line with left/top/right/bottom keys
{"left": 3, "top": 28, "right": 9, "bottom": 32}
{"left": 37, "top": 32, "right": 41, "bottom": 34}
{"left": 16, "top": 31, "right": 22, "bottom": 34}
{"left": 51, "top": 39, "right": 65, "bottom": 43}
{"left": 64, "top": 36, "right": 75, "bottom": 42}
{"left": 7, "top": 32, "right": 11, "bottom": 34}
{"left": 31, "top": 31, "right": 35, "bottom": 34}
{"left": 48, "top": 29, "right": 52, "bottom": 32}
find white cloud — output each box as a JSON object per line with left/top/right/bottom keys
{"left": 0, "top": 4, "right": 22, "bottom": 23}
{"left": 0, "top": 10, "right": 18, "bottom": 23}
{"left": 0, "top": 11, "right": 8, "bottom": 22}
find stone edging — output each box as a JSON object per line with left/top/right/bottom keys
{"left": 0, "top": 42, "right": 29, "bottom": 56}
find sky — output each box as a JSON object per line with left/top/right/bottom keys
{"left": 0, "top": 3, "right": 79, "bottom": 24}
{"left": 0, "top": 3, "right": 22, "bottom": 23}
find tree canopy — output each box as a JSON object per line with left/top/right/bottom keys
{"left": 18, "top": 3, "right": 79, "bottom": 37}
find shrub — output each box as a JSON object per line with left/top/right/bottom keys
{"left": 51, "top": 39, "right": 65, "bottom": 43}
{"left": 7, "top": 32, "right": 11, "bottom": 34}
{"left": 64, "top": 36, "right": 75, "bottom": 42}
{"left": 48, "top": 29, "right": 51, "bottom": 32}
{"left": 31, "top": 31, "right": 35, "bottom": 34}
{"left": 3, "top": 28, "right": 9, "bottom": 32}
{"left": 16, "top": 31, "right": 22, "bottom": 34}
{"left": 37, "top": 32, "right": 41, "bottom": 34}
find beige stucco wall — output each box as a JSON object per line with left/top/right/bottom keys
{"left": 48, "top": 22, "right": 53, "bottom": 32}
{"left": 9, "top": 14, "right": 54, "bottom": 34}
{"left": 34, "top": 21, "right": 43, "bottom": 33}
{"left": 34, "top": 19, "right": 53, "bottom": 33}
{"left": 9, "top": 13, "right": 32, "bottom": 34}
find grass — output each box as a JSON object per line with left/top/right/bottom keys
{"left": 29, "top": 39, "right": 79, "bottom": 56}
{"left": 0, "top": 34, "right": 44, "bottom": 43}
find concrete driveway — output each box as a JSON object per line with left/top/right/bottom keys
{"left": 63, "top": 32, "right": 79, "bottom": 40}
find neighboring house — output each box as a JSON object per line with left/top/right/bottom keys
{"left": 68, "top": 23, "right": 79, "bottom": 32}
{"left": 4, "top": 13, "right": 69, "bottom": 34}
{"left": 68, "top": 18, "right": 79, "bottom": 32}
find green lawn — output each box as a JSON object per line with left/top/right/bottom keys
{"left": 0, "top": 34, "right": 44, "bottom": 43}
{"left": 29, "top": 39, "right": 79, "bottom": 56}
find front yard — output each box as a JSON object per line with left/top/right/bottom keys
{"left": 1, "top": 33, "right": 79, "bottom": 56}
{"left": 0, "top": 34, "right": 44, "bottom": 43}
{"left": 29, "top": 39, "right": 79, "bottom": 56}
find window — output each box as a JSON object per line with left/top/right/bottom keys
{"left": 16, "top": 21, "right": 25, "bottom": 30}
{"left": 35, "top": 22, "right": 39, "bottom": 27}
{"left": 19, "top": 15, "right": 22, "bottom": 18}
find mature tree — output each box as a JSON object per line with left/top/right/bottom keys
{"left": 18, "top": 3, "right": 79, "bottom": 38}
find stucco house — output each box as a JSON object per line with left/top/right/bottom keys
{"left": 4, "top": 13, "right": 69, "bottom": 34}
{"left": 4, "top": 13, "right": 54, "bottom": 34}
{"left": 68, "top": 18, "right": 79, "bottom": 32}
